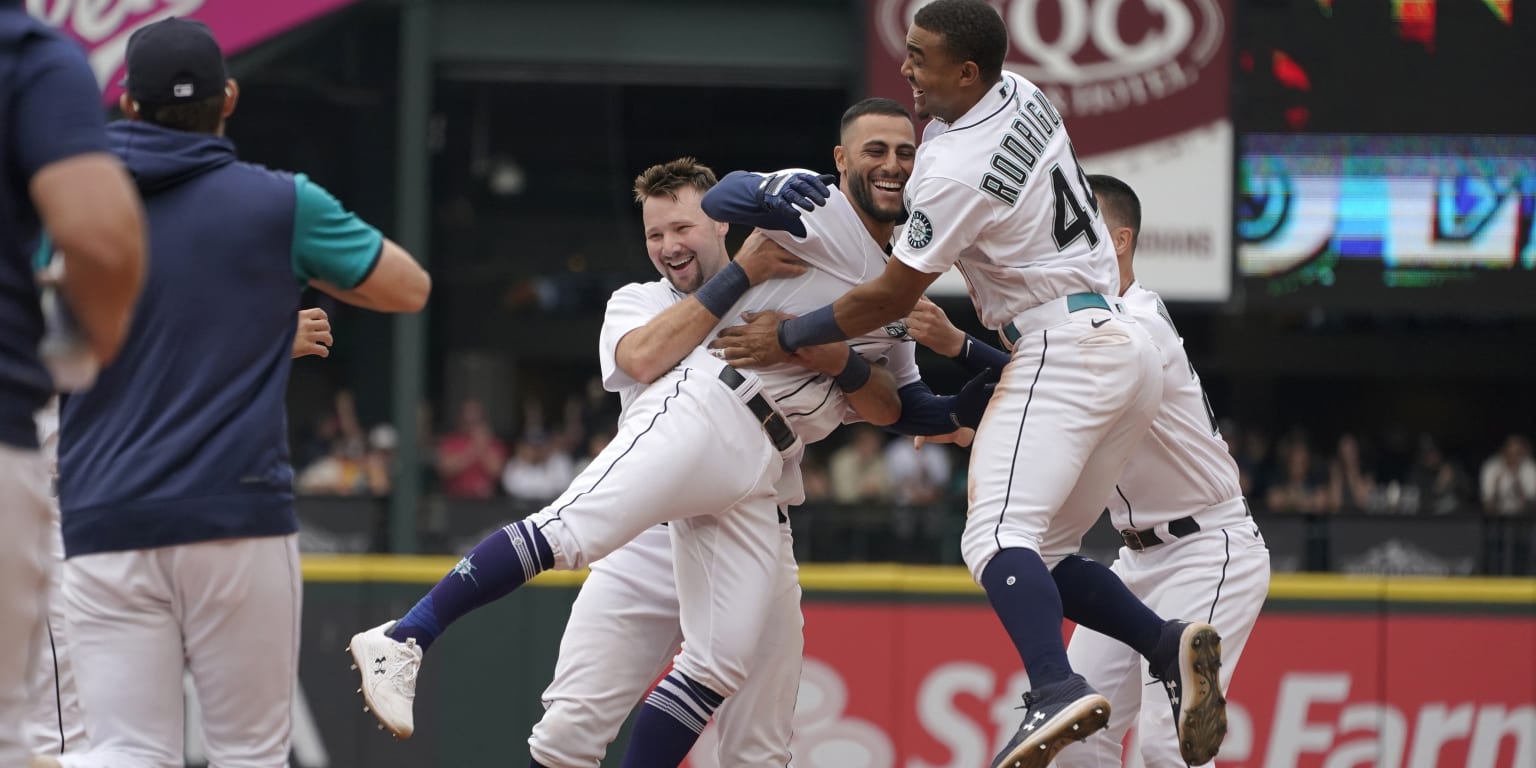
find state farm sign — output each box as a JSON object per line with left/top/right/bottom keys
{"left": 686, "top": 605, "right": 1535, "bottom": 767}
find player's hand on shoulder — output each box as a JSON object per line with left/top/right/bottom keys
{"left": 710, "top": 309, "right": 793, "bottom": 368}
{"left": 735, "top": 230, "right": 807, "bottom": 285}
{"left": 903, "top": 297, "right": 965, "bottom": 357}
{"left": 759, "top": 171, "right": 838, "bottom": 214}
{"left": 292, "top": 307, "right": 333, "bottom": 359}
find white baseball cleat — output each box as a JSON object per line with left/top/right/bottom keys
{"left": 348, "top": 620, "right": 423, "bottom": 739}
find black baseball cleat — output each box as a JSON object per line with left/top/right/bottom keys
{"left": 990, "top": 673, "right": 1111, "bottom": 768}
{"left": 1152, "top": 620, "right": 1227, "bottom": 765}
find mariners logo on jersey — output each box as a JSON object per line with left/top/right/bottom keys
{"left": 906, "top": 210, "right": 933, "bottom": 249}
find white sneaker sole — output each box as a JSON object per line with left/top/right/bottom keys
{"left": 993, "top": 694, "right": 1111, "bottom": 768}
{"left": 347, "top": 633, "right": 414, "bottom": 740}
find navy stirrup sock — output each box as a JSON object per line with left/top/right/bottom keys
{"left": 980, "top": 547, "right": 1073, "bottom": 688}
{"left": 1051, "top": 554, "right": 1165, "bottom": 661}
{"left": 389, "top": 521, "right": 554, "bottom": 651}
{"left": 620, "top": 671, "right": 724, "bottom": 768}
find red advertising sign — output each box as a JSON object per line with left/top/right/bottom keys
{"left": 26, "top": 0, "right": 358, "bottom": 105}
{"left": 867, "top": 0, "right": 1237, "bottom": 302}
{"left": 687, "top": 604, "right": 1535, "bottom": 767}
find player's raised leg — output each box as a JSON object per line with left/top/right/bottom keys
{"left": 352, "top": 371, "right": 782, "bottom": 739}
{"left": 963, "top": 310, "right": 1162, "bottom": 768}
{"left": 528, "top": 527, "right": 683, "bottom": 768}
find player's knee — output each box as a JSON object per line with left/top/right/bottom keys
{"left": 529, "top": 703, "right": 609, "bottom": 767}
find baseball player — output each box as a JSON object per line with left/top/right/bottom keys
{"left": 903, "top": 177, "right": 1269, "bottom": 767}
{"left": 1055, "top": 176, "right": 1270, "bottom": 767}
{"left": 38, "top": 18, "right": 429, "bottom": 768}
{"left": 24, "top": 309, "right": 334, "bottom": 758}
{"left": 1, "top": 3, "right": 146, "bottom": 765}
{"left": 349, "top": 140, "right": 972, "bottom": 768}
{"left": 526, "top": 100, "right": 966, "bottom": 768}
{"left": 709, "top": 2, "right": 1227, "bottom": 766}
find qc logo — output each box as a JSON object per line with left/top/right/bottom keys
{"left": 906, "top": 210, "right": 934, "bottom": 249}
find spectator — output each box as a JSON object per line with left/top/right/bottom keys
{"left": 1327, "top": 433, "right": 1377, "bottom": 513}
{"left": 829, "top": 425, "right": 892, "bottom": 504}
{"left": 1266, "top": 438, "right": 1329, "bottom": 514}
{"left": 884, "top": 433, "right": 952, "bottom": 505}
{"left": 501, "top": 432, "right": 577, "bottom": 503}
{"left": 1234, "top": 427, "right": 1273, "bottom": 501}
{"left": 1407, "top": 438, "right": 1472, "bottom": 516}
{"left": 436, "top": 398, "right": 506, "bottom": 498}
{"left": 1480, "top": 435, "right": 1536, "bottom": 516}
{"left": 363, "top": 424, "right": 398, "bottom": 496}
{"left": 294, "top": 439, "right": 364, "bottom": 495}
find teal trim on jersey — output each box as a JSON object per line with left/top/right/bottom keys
{"left": 33, "top": 232, "right": 52, "bottom": 271}
{"left": 290, "top": 173, "right": 383, "bottom": 289}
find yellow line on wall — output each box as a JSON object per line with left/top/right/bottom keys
{"left": 301, "top": 555, "right": 1536, "bottom": 604}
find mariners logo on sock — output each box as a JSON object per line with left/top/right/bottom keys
{"left": 451, "top": 554, "right": 479, "bottom": 585}
{"left": 906, "top": 210, "right": 933, "bottom": 249}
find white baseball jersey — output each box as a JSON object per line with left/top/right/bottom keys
{"left": 1107, "top": 283, "right": 1245, "bottom": 530}
{"left": 895, "top": 71, "right": 1120, "bottom": 330}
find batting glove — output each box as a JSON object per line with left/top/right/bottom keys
{"left": 758, "top": 172, "right": 839, "bottom": 214}
{"left": 951, "top": 366, "right": 1001, "bottom": 430}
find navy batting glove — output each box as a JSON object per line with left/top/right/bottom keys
{"left": 759, "top": 172, "right": 837, "bottom": 214}
{"left": 951, "top": 366, "right": 1001, "bottom": 429}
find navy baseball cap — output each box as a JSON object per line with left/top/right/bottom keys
{"left": 122, "top": 17, "right": 227, "bottom": 105}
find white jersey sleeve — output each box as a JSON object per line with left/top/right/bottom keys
{"left": 891, "top": 174, "right": 999, "bottom": 276}
{"left": 598, "top": 280, "right": 685, "bottom": 398}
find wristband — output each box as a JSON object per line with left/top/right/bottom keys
{"left": 832, "top": 348, "right": 872, "bottom": 391}
{"left": 779, "top": 304, "right": 845, "bottom": 352}
{"left": 694, "top": 261, "right": 750, "bottom": 319}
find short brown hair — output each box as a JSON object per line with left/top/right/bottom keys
{"left": 141, "top": 93, "right": 225, "bottom": 134}
{"left": 632, "top": 157, "right": 717, "bottom": 205}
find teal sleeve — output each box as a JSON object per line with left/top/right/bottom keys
{"left": 290, "top": 173, "right": 384, "bottom": 289}
{"left": 34, "top": 233, "right": 54, "bottom": 271}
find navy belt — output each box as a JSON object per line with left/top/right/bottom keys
{"left": 1120, "top": 516, "right": 1201, "bottom": 552}
{"left": 718, "top": 367, "right": 797, "bottom": 453}
{"left": 1001, "top": 292, "right": 1111, "bottom": 346}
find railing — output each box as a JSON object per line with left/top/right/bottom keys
{"left": 294, "top": 495, "right": 1536, "bottom": 576}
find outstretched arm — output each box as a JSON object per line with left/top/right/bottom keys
{"left": 700, "top": 170, "right": 836, "bottom": 237}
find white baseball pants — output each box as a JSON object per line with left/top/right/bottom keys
{"left": 961, "top": 300, "right": 1163, "bottom": 580}
{"left": 58, "top": 534, "right": 301, "bottom": 768}
{"left": 0, "top": 444, "right": 52, "bottom": 766}
{"left": 1056, "top": 523, "right": 1271, "bottom": 767}
{"left": 529, "top": 523, "right": 803, "bottom": 768}
{"left": 26, "top": 496, "right": 89, "bottom": 756}
{"left": 526, "top": 367, "right": 796, "bottom": 700}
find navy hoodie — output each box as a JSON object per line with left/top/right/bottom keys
{"left": 59, "top": 120, "right": 382, "bottom": 557}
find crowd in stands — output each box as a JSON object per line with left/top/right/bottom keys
{"left": 293, "top": 389, "right": 1536, "bottom": 520}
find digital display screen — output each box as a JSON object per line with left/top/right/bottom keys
{"left": 1237, "top": 134, "right": 1536, "bottom": 314}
